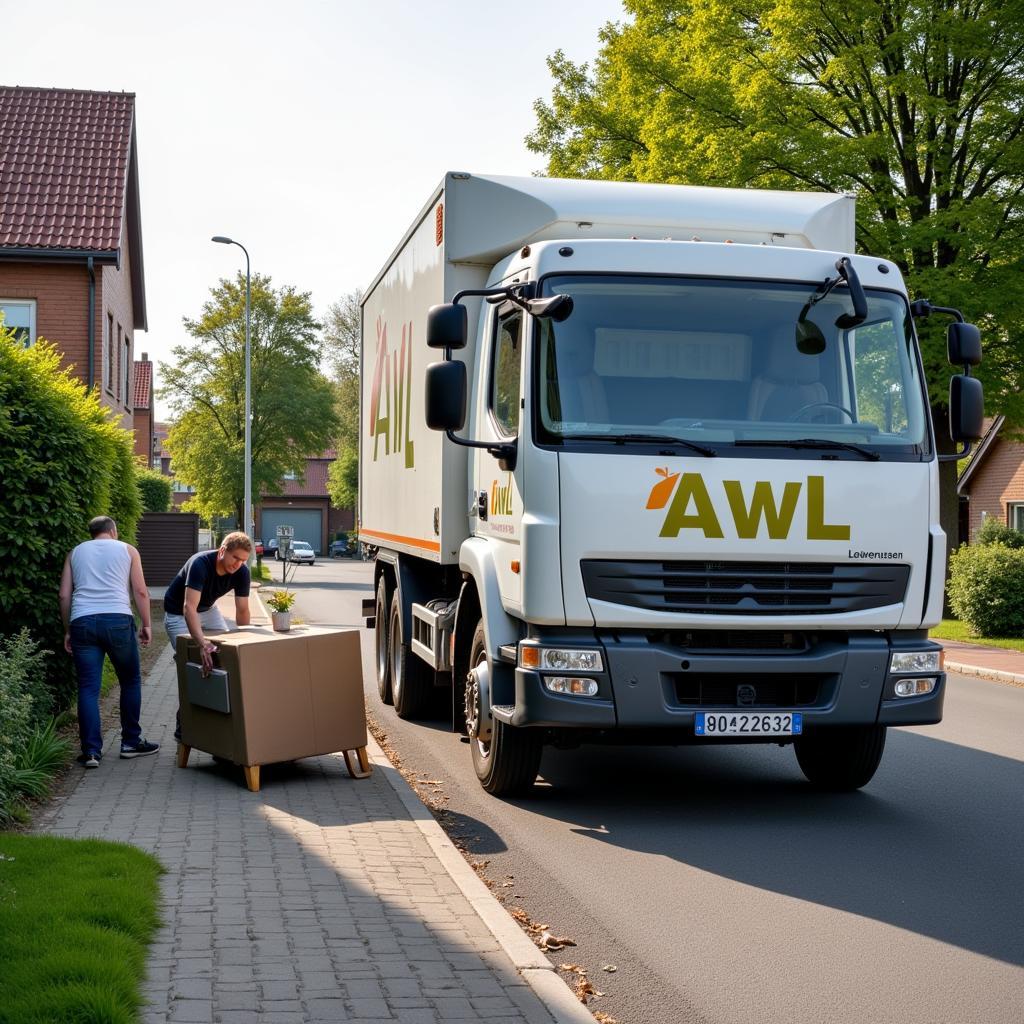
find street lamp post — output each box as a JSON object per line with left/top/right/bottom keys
{"left": 211, "top": 236, "right": 252, "bottom": 563}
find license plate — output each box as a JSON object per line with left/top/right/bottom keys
{"left": 695, "top": 712, "right": 802, "bottom": 737}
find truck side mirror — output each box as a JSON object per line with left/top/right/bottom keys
{"left": 425, "top": 361, "right": 467, "bottom": 431}
{"left": 427, "top": 303, "right": 468, "bottom": 350}
{"left": 949, "top": 374, "right": 984, "bottom": 443}
{"left": 948, "top": 322, "right": 981, "bottom": 367}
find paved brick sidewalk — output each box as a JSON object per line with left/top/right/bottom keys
{"left": 35, "top": 604, "right": 586, "bottom": 1024}
{"left": 939, "top": 639, "right": 1024, "bottom": 686}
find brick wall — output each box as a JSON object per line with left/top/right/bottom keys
{"left": 133, "top": 405, "right": 154, "bottom": 465}
{"left": 964, "top": 436, "right": 1024, "bottom": 540}
{"left": 0, "top": 261, "right": 91, "bottom": 376}
{"left": 98, "top": 228, "right": 137, "bottom": 431}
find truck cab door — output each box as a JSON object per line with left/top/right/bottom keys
{"left": 472, "top": 303, "right": 525, "bottom": 611}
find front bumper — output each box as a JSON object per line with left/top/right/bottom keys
{"left": 502, "top": 632, "right": 945, "bottom": 733}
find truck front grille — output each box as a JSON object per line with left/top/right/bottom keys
{"left": 670, "top": 673, "right": 827, "bottom": 708}
{"left": 582, "top": 560, "right": 910, "bottom": 616}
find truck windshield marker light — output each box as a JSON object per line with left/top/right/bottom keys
{"left": 519, "top": 645, "right": 603, "bottom": 673}
{"left": 890, "top": 651, "right": 943, "bottom": 674}
{"left": 545, "top": 677, "right": 600, "bottom": 697}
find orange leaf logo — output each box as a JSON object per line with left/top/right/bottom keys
{"left": 646, "top": 468, "right": 680, "bottom": 509}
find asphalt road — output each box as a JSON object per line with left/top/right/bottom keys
{"left": 282, "top": 557, "right": 1024, "bottom": 1024}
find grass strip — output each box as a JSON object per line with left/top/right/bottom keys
{"left": 0, "top": 834, "right": 163, "bottom": 1024}
{"left": 929, "top": 619, "right": 1024, "bottom": 653}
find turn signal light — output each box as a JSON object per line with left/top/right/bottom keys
{"left": 894, "top": 677, "right": 936, "bottom": 698}
{"left": 545, "top": 677, "right": 599, "bottom": 697}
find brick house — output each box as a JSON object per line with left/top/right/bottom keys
{"left": 152, "top": 421, "right": 195, "bottom": 509}
{"left": 132, "top": 353, "right": 155, "bottom": 468}
{"left": 956, "top": 416, "right": 1024, "bottom": 542}
{"left": 0, "top": 86, "right": 146, "bottom": 432}
{"left": 255, "top": 451, "right": 355, "bottom": 555}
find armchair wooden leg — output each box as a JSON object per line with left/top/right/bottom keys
{"left": 243, "top": 765, "right": 260, "bottom": 792}
{"left": 176, "top": 743, "right": 191, "bottom": 768}
{"left": 343, "top": 746, "right": 371, "bottom": 779}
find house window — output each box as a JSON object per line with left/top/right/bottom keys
{"left": 0, "top": 299, "right": 36, "bottom": 346}
{"left": 1009, "top": 504, "right": 1024, "bottom": 532}
{"left": 283, "top": 470, "right": 297, "bottom": 481}
{"left": 123, "top": 334, "right": 131, "bottom": 406}
{"left": 107, "top": 314, "right": 115, "bottom": 391}
{"left": 115, "top": 324, "right": 122, "bottom": 399}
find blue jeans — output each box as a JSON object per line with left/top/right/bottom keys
{"left": 70, "top": 613, "right": 142, "bottom": 756}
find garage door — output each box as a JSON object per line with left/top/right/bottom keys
{"left": 261, "top": 508, "right": 323, "bottom": 553}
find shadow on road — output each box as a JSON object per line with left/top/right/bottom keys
{"left": 518, "top": 730, "right": 1024, "bottom": 966}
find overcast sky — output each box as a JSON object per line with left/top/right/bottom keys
{"left": 3, "top": 0, "right": 623, "bottom": 417}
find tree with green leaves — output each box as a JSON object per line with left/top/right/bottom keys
{"left": 159, "top": 273, "right": 339, "bottom": 527}
{"left": 323, "top": 290, "right": 361, "bottom": 513}
{"left": 528, "top": 0, "right": 1024, "bottom": 541}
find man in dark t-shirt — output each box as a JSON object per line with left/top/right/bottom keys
{"left": 164, "top": 532, "right": 252, "bottom": 675}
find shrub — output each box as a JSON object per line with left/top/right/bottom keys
{"left": 947, "top": 542, "right": 1024, "bottom": 637}
{"left": 975, "top": 517, "right": 1024, "bottom": 549}
{"left": 0, "top": 630, "right": 48, "bottom": 823}
{"left": 12, "top": 719, "right": 72, "bottom": 799}
{"left": 136, "top": 466, "right": 173, "bottom": 513}
{"left": 0, "top": 332, "right": 141, "bottom": 712}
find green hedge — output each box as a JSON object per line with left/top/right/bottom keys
{"left": 975, "top": 517, "right": 1024, "bottom": 549}
{"left": 0, "top": 333, "right": 141, "bottom": 713}
{"left": 947, "top": 542, "right": 1024, "bottom": 637}
{"left": 136, "top": 465, "right": 173, "bottom": 513}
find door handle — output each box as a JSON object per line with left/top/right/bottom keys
{"left": 477, "top": 491, "right": 488, "bottom": 521}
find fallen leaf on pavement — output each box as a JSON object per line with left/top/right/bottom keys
{"left": 602, "top": 964, "right": 618, "bottom": 972}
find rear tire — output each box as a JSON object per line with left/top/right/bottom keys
{"left": 795, "top": 725, "right": 886, "bottom": 791}
{"left": 467, "top": 621, "right": 542, "bottom": 796}
{"left": 374, "top": 575, "right": 392, "bottom": 705}
{"left": 389, "top": 591, "right": 431, "bottom": 720}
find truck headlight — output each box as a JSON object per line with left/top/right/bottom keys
{"left": 890, "top": 650, "right": 943, "bottom": 674}
{"left": 519, "top": 646, "right": 604, "bottom": 672}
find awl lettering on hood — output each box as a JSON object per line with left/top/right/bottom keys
{"left": 646, "top": 468, "right": 850, "bottom": 541}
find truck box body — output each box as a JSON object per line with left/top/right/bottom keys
{"left": 359, "top": 173, "right": 973, "bottom": 795}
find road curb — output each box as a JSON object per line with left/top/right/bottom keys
{"left": 945, "top": 660, "right": 1024, "bottom": 686}
{"left": 364, "top": 739, "right": 596, "bottom": 1024}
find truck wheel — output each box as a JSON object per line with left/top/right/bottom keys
{"left": 794, "top": 725, "right": 887, "bottom": 791}
{"left": 375, "top": 575, "right": 392, "bottom": 705}
{"left": 466, "top": 621, "right": 542, "bottom": 796}
{"left": 389, "top": 591, "right": 431, "bottom": 720}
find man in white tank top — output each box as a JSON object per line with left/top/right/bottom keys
{"left": 58, "top": 516, "right": 159, "bottom": 767}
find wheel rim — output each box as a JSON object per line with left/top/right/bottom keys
{"left": 375, "top": 587, "right": 388, "bottom": 689}
{"left": 466, "top": 651, "right": 491, "bottom": 761}
{"left": 389, "top": 606, "right": 402, "bottom": 702}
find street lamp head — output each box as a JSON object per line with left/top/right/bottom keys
{"left": 211, "top": 235, "right": 233, "bottom": 245}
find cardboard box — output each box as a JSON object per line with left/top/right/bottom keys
{"left": 175, "top": 625, "right": 370, "bottom": 790}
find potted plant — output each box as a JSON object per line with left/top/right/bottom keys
{"left": 264, "top": 589, "right": 297, "bottom": 632}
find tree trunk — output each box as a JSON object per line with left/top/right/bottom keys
{"left": 932, "top": 402, "right": 961, "bottom": 616}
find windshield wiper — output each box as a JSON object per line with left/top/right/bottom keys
{"left": 735, "top": 438, "right": 880, "bottom": 461}
{"left": 565, "top": 432, "right": 717, "bottom": 457}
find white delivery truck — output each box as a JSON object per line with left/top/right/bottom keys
{"left": 359, "top": 172, "right": 983, "bottom": 795}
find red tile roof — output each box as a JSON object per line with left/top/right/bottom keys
{"left": 133, "top": 359, "right": 151, "bottom": 409}
{"left": 0, "top": 86, "right": 135, "bottom": 251}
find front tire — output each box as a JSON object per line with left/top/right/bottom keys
{"left": 795, "top": 725, "right": 886, "bottom": 791}
{"left": 374, "top": 575, "right": 392, "bottom": 704}
{"left": 389, "top": 591, "right": 431, "bottom": 720}
{"left": 467, "top": 621, "right": 542, "bottom": 796}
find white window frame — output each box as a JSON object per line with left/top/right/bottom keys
{"left": 283, "top": 470, "right": 297, "bottom": 481}
{"left": 1009, "top": 503, "right": 1024, "bottom": 532}
{"left": 0, "top": 299, "right": 37, "bottom": 346}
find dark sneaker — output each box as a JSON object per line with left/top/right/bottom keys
{"left": 120, "top": 739, "right": 160, "bottom": 759}
{"left": 77, "top": 753, "right": 101, "bottom": 769}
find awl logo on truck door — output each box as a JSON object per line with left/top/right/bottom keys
{"left": 646, "top": 468, "right": 850, "bottom": 540}
{"left": 368, "top": 317, "right": 415, "bottom": 468}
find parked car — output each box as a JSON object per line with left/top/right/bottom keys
{"left": 329, "top": 538, "right": 350, "bottom": 557}
{"left": 287, "top": 540, "right": 315, "bottom": 564}
{"left": 254, "top": 539, "right": 264, "bottom": 557}
{"left": 265, "top": 538, "right": 279, "bottom": 560}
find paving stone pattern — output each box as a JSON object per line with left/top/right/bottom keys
{"left": 36, "top": 646, "right": 557, "bottom": 1024}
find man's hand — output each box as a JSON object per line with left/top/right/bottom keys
{"left": 64, "top": 631, "right": 72, "bottom": 655}
{"left": 139, "top": 625, "right": 152, "bottom": 647}
{"left": 200, "top": 640, "right": 218, "bottom": 675}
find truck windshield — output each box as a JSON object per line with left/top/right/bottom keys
{"left": 535, "top": 275, "right": 930, "bottom": 457}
